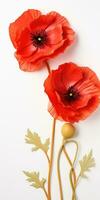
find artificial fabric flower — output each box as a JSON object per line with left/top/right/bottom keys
{"left": 44, "top": 62, "right": 100, "bottom": 122}
{"left": 9, "top": 9, "right": 75, "bottom": 72}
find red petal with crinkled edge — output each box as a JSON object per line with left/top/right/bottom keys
{"left": 76, "top": 96, "right": 100, "bottom": 121}
{"left": 46, "top": 25, "right": 63, "bottom": 45}
{"left": 30, "top": 14, "right": 56, "bottom": 32}
{"left": 52, "top": 63, "right": 83, "bottom": 92}
{"left": 15, "top": 53, "right": 43, "bottom": 72}
{"left": 9, "top": 9, "right": 41, "bottom": 48}
{"left": 48, "top": 11, "right": 70, "bottom": 27}
{"left": 79, "top": 67, "right": 100, "bottom": 91}
{"left": 15, "top": 40, "right": 64, "bottom": 71}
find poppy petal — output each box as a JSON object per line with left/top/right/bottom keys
{"left": 30, "top": 14, "right": 56, "bottom": 32}
{"left": 17, "top": 44, "right": 37, "bottom": 58}
{"left": 53, "top": 63, "right": 83, "bottom": 92}
{"left": 17, "top": 28, "right": 32, "bottom": 50}
{"left": 24, "top": 40, "right": 64, "bottom": 64}
{"left": 9, "top": 9, "right": 41, "bottom": 48}
{"left": 48, "top": 11, "right": 70, "bottom": 26}
{"left": 15, "top": 53, "right": 43, "bottom": 71}
{"left": 46, "top": 25, "right": 63, "bottom": 45}
{"left": 82, "top": 67, "right": 100, "bottom": 85}
{"left": 77, "top": 97, "right": 100, "bottom": 120}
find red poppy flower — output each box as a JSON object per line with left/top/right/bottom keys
{"left": 44, "top": 62, "right": 100, "bottom": 123}
{"left": 9, "top": 9, "right": 75, "bottom": 72}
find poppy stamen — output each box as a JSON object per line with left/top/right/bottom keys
{"left": 30, "top": 30, "right": 48, "bottom": 48}
{"left": 60, "top": 86, "right": 80, "bottom": 105}
{"left": 37, "top": 37, "right": 42, "bottom": 41}
{"left": 67, "top": 87, "right": 80, "bottom": 102}
{"left": 69, "top": 92, "right": 73, "bottom": 97}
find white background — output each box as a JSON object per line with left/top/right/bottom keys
{"left": 0, "top": 0, "right": 100, "bottom": 199}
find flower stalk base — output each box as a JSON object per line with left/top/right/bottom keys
{"left": 24, "top": 122, "right": 95, "bottom": 200}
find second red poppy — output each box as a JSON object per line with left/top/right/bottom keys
{"left": 44, "top": 62, "right": 100, "bottom": 122}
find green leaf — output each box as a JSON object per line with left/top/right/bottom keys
{"left": 23, "top": 171, "right": 46, "bottom": 189}
{"left": 79, "top": 150, "right": 95, "bottom": 178}
{"left": 25, "top": 129, "right": 50, "bottom": 153}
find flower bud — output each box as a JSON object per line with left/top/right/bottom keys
{"left": 61, "top": 123, "right": 75, "bottom": 139}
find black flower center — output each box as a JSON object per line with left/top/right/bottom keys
{"left": 60, "top": 86, "right": 80, "bottom": 104}
{"left": 31, "top": 30, "right": 48, "bottom": 48}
